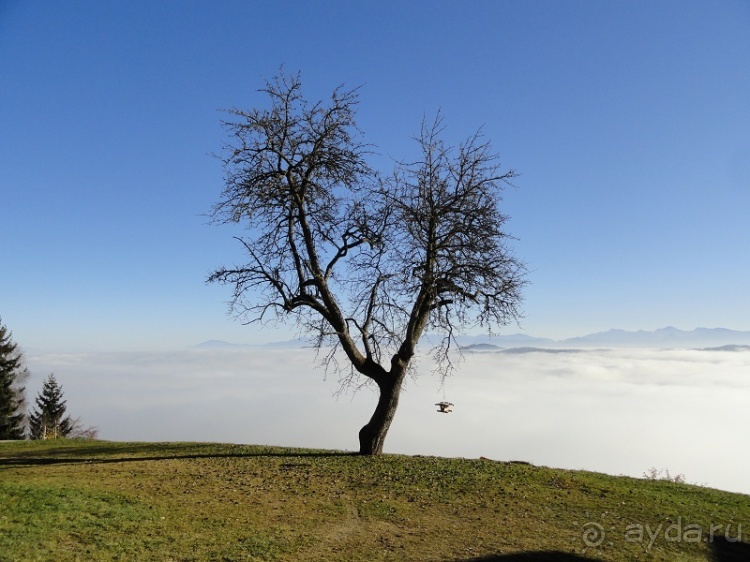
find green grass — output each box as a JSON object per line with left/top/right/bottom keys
{"left": 0, "top": 440, "right": 747, "bottom": 561}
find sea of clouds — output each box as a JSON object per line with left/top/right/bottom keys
{"left": 25, "top": 345, "right": 750, "bottom": 495}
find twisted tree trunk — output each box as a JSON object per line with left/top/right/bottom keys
{"left": 358, "top": 373, "right": 405, "bottom": 455}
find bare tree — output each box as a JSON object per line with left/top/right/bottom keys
{"left": 68, "top": 417, "right": 99, "bottom": 440}
{"left": 209, "top": 72, "right": 525, "bottom": 454}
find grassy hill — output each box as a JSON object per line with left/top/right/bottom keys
{"left": 0, "top": 440, "right": 747, "bottom": 561}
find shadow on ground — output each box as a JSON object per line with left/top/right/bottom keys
{"left": 711, "top": 536, "right": 750, "bottom": 561}
{"left": 459, "top": 553, "right": 599, "bottom": 561}
{"left": 457, "top": 538, "right": 750, "bottom": 562}
{"left": 0, "top": 441, "right": 352, "bottom": 468}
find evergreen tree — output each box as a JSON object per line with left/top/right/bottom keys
{"left": 29, "top": 374, "right": 73, "bottom": 440}
{"left": 0, "top": 318, "right": 27, "bottom": 439}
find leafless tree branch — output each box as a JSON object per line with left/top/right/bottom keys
{"left": 208, "top": 72, "right": 526, "bottom": 453}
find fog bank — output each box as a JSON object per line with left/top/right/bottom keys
{"left": 26, "top": 346, "right": 750, "bottom": 495}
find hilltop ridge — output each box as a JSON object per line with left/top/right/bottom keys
{"left": 1, "top": 440, "right": 748, "bottom": 561}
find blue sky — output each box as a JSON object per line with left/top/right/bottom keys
{"left": 2, "top": 0, "right": 749, "bottom": 352}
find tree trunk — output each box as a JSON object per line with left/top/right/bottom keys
{"left": 358, "top": 375, "right": 404, "bottom": 455}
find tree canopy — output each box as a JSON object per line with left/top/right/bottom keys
{"left": 209, "top": 72, "right": 526, "bottom": 453}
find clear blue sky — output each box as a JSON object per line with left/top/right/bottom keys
{"left": 2, "top": 0, "right": 749, "bottom": 352}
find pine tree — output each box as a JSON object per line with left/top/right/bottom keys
{"left": 29, "top": 374, "right": 73, "bottom": 440}
{"left": 0, "top": 318, "right": 28, "bottom": 439}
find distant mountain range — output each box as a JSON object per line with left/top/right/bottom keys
{"left": 458, "top": 327, "right": 750, "bottom": 351}
{"left": 559, "top": 326, "right": 750, "bottom": 349}
{"left": 194, "top": 327, "right": 750, "bottom": 351}
{"left": 192, "top": 338, "right": 313, "bottom": 350}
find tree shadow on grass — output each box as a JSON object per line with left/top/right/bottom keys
{"left": 711, "top": 536, "right": 750, "bottom": 562}
{"left": 457, "top": 537, "right": 750, "bottom": 562}
{"left": 459, "top": 553, "right": 600, "bottom": 561}
{"left": 0, "top": 441, "right": 353, "bottom": 468}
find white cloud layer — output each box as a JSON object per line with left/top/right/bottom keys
{"left": 25, "top": 347, "right": 750, "bottom": 495}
